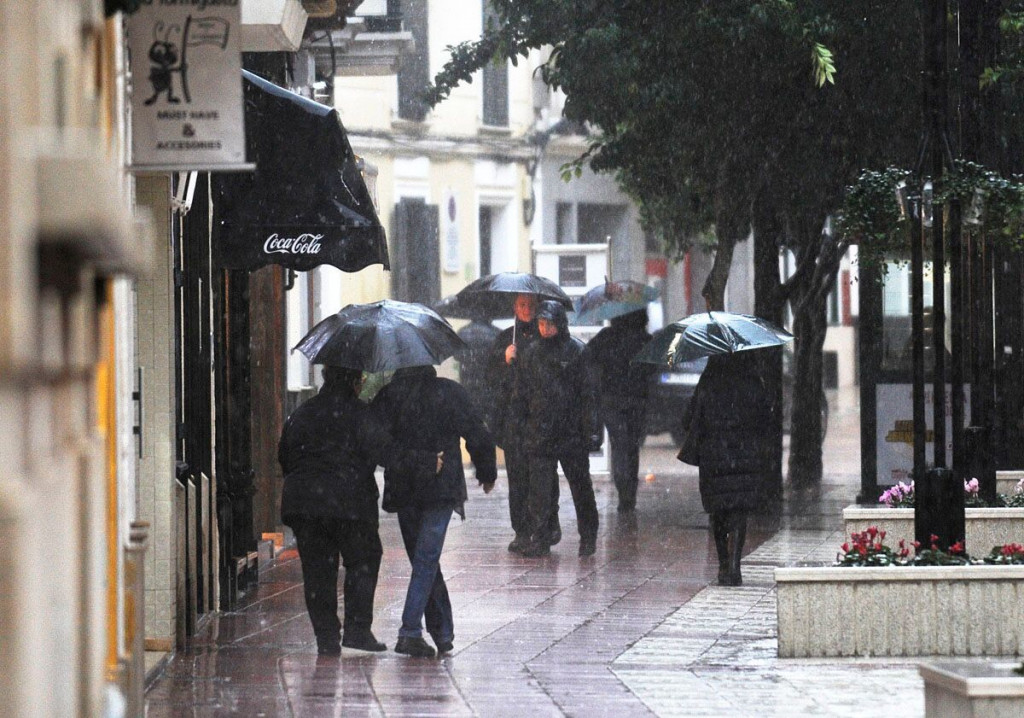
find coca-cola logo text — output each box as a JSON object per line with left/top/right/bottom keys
{"left": 263, "top": 233, "right": 323, "bottom": 255}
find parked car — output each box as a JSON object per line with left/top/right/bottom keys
{"left": 644, "top": 356, "right": 707, "bottom": 445}
{"left": 643, "top": 349, "right": 828, "bottom": 444}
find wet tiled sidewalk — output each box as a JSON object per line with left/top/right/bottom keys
{"left": 145, "top": 409, "right": 927, "bottom": 717}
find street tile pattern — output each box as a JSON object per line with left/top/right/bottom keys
{"left": 145, "top": 410, "right": 936, "bottom": 717}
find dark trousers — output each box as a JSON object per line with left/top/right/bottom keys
{"left": 506, "top": 444, "right": 559, "bottom": 538}
{"left": 526, "top": 449, "right": 598, "bottom": 541}
{"left": 397, "top": 505, "right": 454, "bottom": 643}
{"left": 601, "top": 399, "right": 645, "bottom": 506}
{"left": 292, "top": 517, "right": 383, "bottom": 649}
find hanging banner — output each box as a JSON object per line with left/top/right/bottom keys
{"left": 127, "top": 0, "right": 250, "bottom": 172}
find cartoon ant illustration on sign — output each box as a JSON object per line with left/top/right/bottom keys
{"left": 144, "top": 22, "right": 182, "bottom": 106}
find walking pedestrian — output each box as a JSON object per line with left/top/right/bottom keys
{"left": 278, "top": 366, "right": 438, "bottom": 655}
{"left": 454, "top": 313, "right": 500, "bottom": 428}
{"left": 678, "top": 351, "right": 775, "bottom": 585}
{"left": 370, "top": 365, "right": 496, "bottom": 658}
{"left": 519, "top": 300, "right": 602, "bottom": 558}
{"left": 582, "top": 308, "right": 652, "bottom": 512}
{"left": 488, "top": 293, "right": 560, "bottom": 553}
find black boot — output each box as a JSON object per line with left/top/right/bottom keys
{"left": 710, "top": 514, "right": 730, "bottom": 585}
{"left": 727, "top": 513, "right": 747, "bottom": 586}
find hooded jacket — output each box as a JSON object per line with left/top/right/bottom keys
{"left": 278, "top": 378, "right": 436, "bottom": 525}
{"left": 519, "top": 301, "right": 601, "bottom": 456}
{"left": 370, "top": 365, "right": 497, "bottom": 513}
{"left": 582, "top": 310, "right": 653, "bottom": 402}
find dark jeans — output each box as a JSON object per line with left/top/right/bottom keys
{"left": 506, "top": 443, "right": 559, "bottom": 538}
{"left": 292, "top": 517, "right": 383, "bottom": 648}
{"left": 526, "top": 449, "right": 598, "bottom": 541}
{"left": 397, "top": 504, "right": 454, "bottom": 643}
{"left": 601, "top": 398, "right": 645, "bottom": 506}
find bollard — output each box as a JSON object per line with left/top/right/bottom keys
{"left": 915, "top": 467, "right": 965, "bottom": 551}
{"left": 124, "top": 521, "right": 149, "bottom": 718}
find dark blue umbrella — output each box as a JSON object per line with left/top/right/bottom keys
{"left": 633, "top": 311, "right": 793, "bottom": 366}
{"left": 572, "top": 279, "right": 659, "bottom": 325}
{"left": 293, "top": 300, "right": 465, "bottom": 373}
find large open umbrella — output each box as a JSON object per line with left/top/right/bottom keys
{"left": 634, "top": 311, "right": 793, "bottom": 367}
{"left": 293, "top": 300, "right": 465, "bottom": 373}
{"left": 441, "top": 272, "right": 573, "bottom": 319}
{"left": 572, "top": 279, "right": 659, "bottom": 325}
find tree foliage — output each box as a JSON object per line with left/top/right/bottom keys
{"left": 427, "top": 1, "right": 925, "bottom": 483}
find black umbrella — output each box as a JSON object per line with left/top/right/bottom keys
{"left": 213, "top": 71, "right": 389, "bottom": 273}
{"left": 439, "top": 272, "right": 573, "bottom": 319}
{"left": 634, "top": 311, "right": 793, "bottom": 366}
{"left": 293, "top": 300, "right": 465, "bottom": 373}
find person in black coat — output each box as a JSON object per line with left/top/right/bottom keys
{"left": 487, "top": 293, "right": 560, "bottom": 553}
{"left": 454, "top": 315, "right": 500, "bottom": 426}
{"left": 582, "top": 308, "right": 652, "bottom": 512}
{"left": 278, "top": 366, "right": 437, "bottom": 655}
{"left": 678, "top": 351, "right": 775, "bottom": 586}
{"left": 370, "top": 365, "right": 496, "bottom": 658}
{"left": 518, "top": 300, "right": 602, "bottom": 558}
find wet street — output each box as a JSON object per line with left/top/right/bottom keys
{"left": 145, "top": 393, "right": 925, "bottom": 716}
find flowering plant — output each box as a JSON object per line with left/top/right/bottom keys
{"left": 879, "top": 481, "right": 915, "bottom": 508}
{"left": 835, "top": 527, "right": 972, "bottom": 566}
{"left": 878, "top": 478, "right": 1012, "bottom": 508}
{"left": 982, "top": 542, "right": 1024, "bottom": 565}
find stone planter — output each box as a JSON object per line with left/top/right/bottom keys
{"left": 920, "top": 661, "right": 1024, "bottom": 718}
{"left": 997, "top": 470, "right": 1024, "bottom": 497}
{"left": 843, "top": 505, "right": 1024, "bottom": 554}
{"left": 775, "top": 565, "right": 1024, "bottom": 657}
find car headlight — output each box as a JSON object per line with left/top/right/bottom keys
{"left": 660, "top": 373, "right": 700, "bottom": 385}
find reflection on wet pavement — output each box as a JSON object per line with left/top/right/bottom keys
{"left": 145, "top": 402, "right": 926, "bottom": 716}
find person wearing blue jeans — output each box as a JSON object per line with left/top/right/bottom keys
{"left": 397, "top": 504, "right": 455, "bottom": 651}
{"left": 371, "top": 365, "right": 496, "bottom": 658}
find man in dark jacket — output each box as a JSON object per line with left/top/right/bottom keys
{"left": 582, "top": 309, "right": 652, "bottom": 512}
{"left": 678, "top": 351, "right": 775, "bottom": 586}
{"left": 454, "top": 314, "right": 500, "bottom": 426}
{"left": 519, "top": 300, "right": 602, "bottom": 558}
{"left": 487, "top": 293, "right": 560, "bottom": 553}
{"left": 278, "top": 366, "right": 437, "bottom": 655}
{"left": 370, "top": 365, "right": 496, "bottom": 658}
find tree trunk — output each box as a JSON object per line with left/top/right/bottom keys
{"left": 702, "top": 209, "right": 747, "bottom": 311}
{"left": 783, "top": 214, "right": 847, "bottom": 487}
{"left": 752, "top": 202, "right": 785, "bottom": 501}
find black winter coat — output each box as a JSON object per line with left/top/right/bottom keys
{"left": 370, "top": 366, "right": 497, "bottom": 513}
{"left": 486, "top": 318, "right": 538, "bottom": 448}
{"left": 520, "top": 332, "right": 601, "bottom": 457}
{"left": 582, "top": 316, "right": 652, "bottom": 403}
{"left": 278, "top": 385, "right": 435, "bottom": 526}
{"left": 680, "top": 353, "right": 775, "bottom": 514}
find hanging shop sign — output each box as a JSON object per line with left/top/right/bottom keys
{"left": 127, "top": 0, "right": 251, "bottom": 172}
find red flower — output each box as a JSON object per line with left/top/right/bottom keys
{"left": 950, "top": 541, "right": 964, "bottom": 554}
{"left": 913, "top": 540, "right": 921, "bottom": 549}
{"left": 841, "top": 543, "right": 850, "bottom": 553}
{"left": 858, "top": 546, "right": 868, "bottom": 556}
{"left": 867, "top": 526, "right": 878, "bottom": 538}
{"left": 929, "top": 534, "right": 939, "bottom": 543}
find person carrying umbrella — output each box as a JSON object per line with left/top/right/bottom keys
{"left": 370, "top": 364, "right": 496, "bottom": 658}
{"left": 487, "top": 293, "right": 561, "bottom": 553}
{"left": 644, "top": 311, "right": 792, "bottom": 586}
{"left": 278, "top": 365, "right": 439, "bottom": 655}
{"left": 518, "top": 300, "right": 602, "bottom": 558}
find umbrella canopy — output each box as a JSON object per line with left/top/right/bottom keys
{"left": 213, "top": 70, "right": 389, "bottom": 273}
{"left": 572, "top": 279, "right": 659, "bottom": 325}
{"left": 440, "top": 272, "right": 573, "bottom": 319}
{"left": 633, "top": 311, "right": 793, "bottom": 367}
{"left": 293, "top": 300, "right": 465, "bottom": 373}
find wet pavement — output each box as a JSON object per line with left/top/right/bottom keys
{"left": 145, "top": 393, "right": 926, "bottom": 716}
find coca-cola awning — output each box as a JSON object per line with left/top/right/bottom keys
{"left": 212, "top": 70, "right": 389, "bottom": 273}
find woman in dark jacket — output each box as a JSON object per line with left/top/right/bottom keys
{"left": 518, "top": 300, "right": 602, "bottom": 558}
{"left": 370, "top": 365, "right": 496, "bottom": 658}
{"left": 582, "top": 308, "right": 652, "bottom": 512}
{"left": 679, "top": 351, "right": 775, "bottom": 586}
{"left": 278, "top": 366, "right": 436, "bottom": 655}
